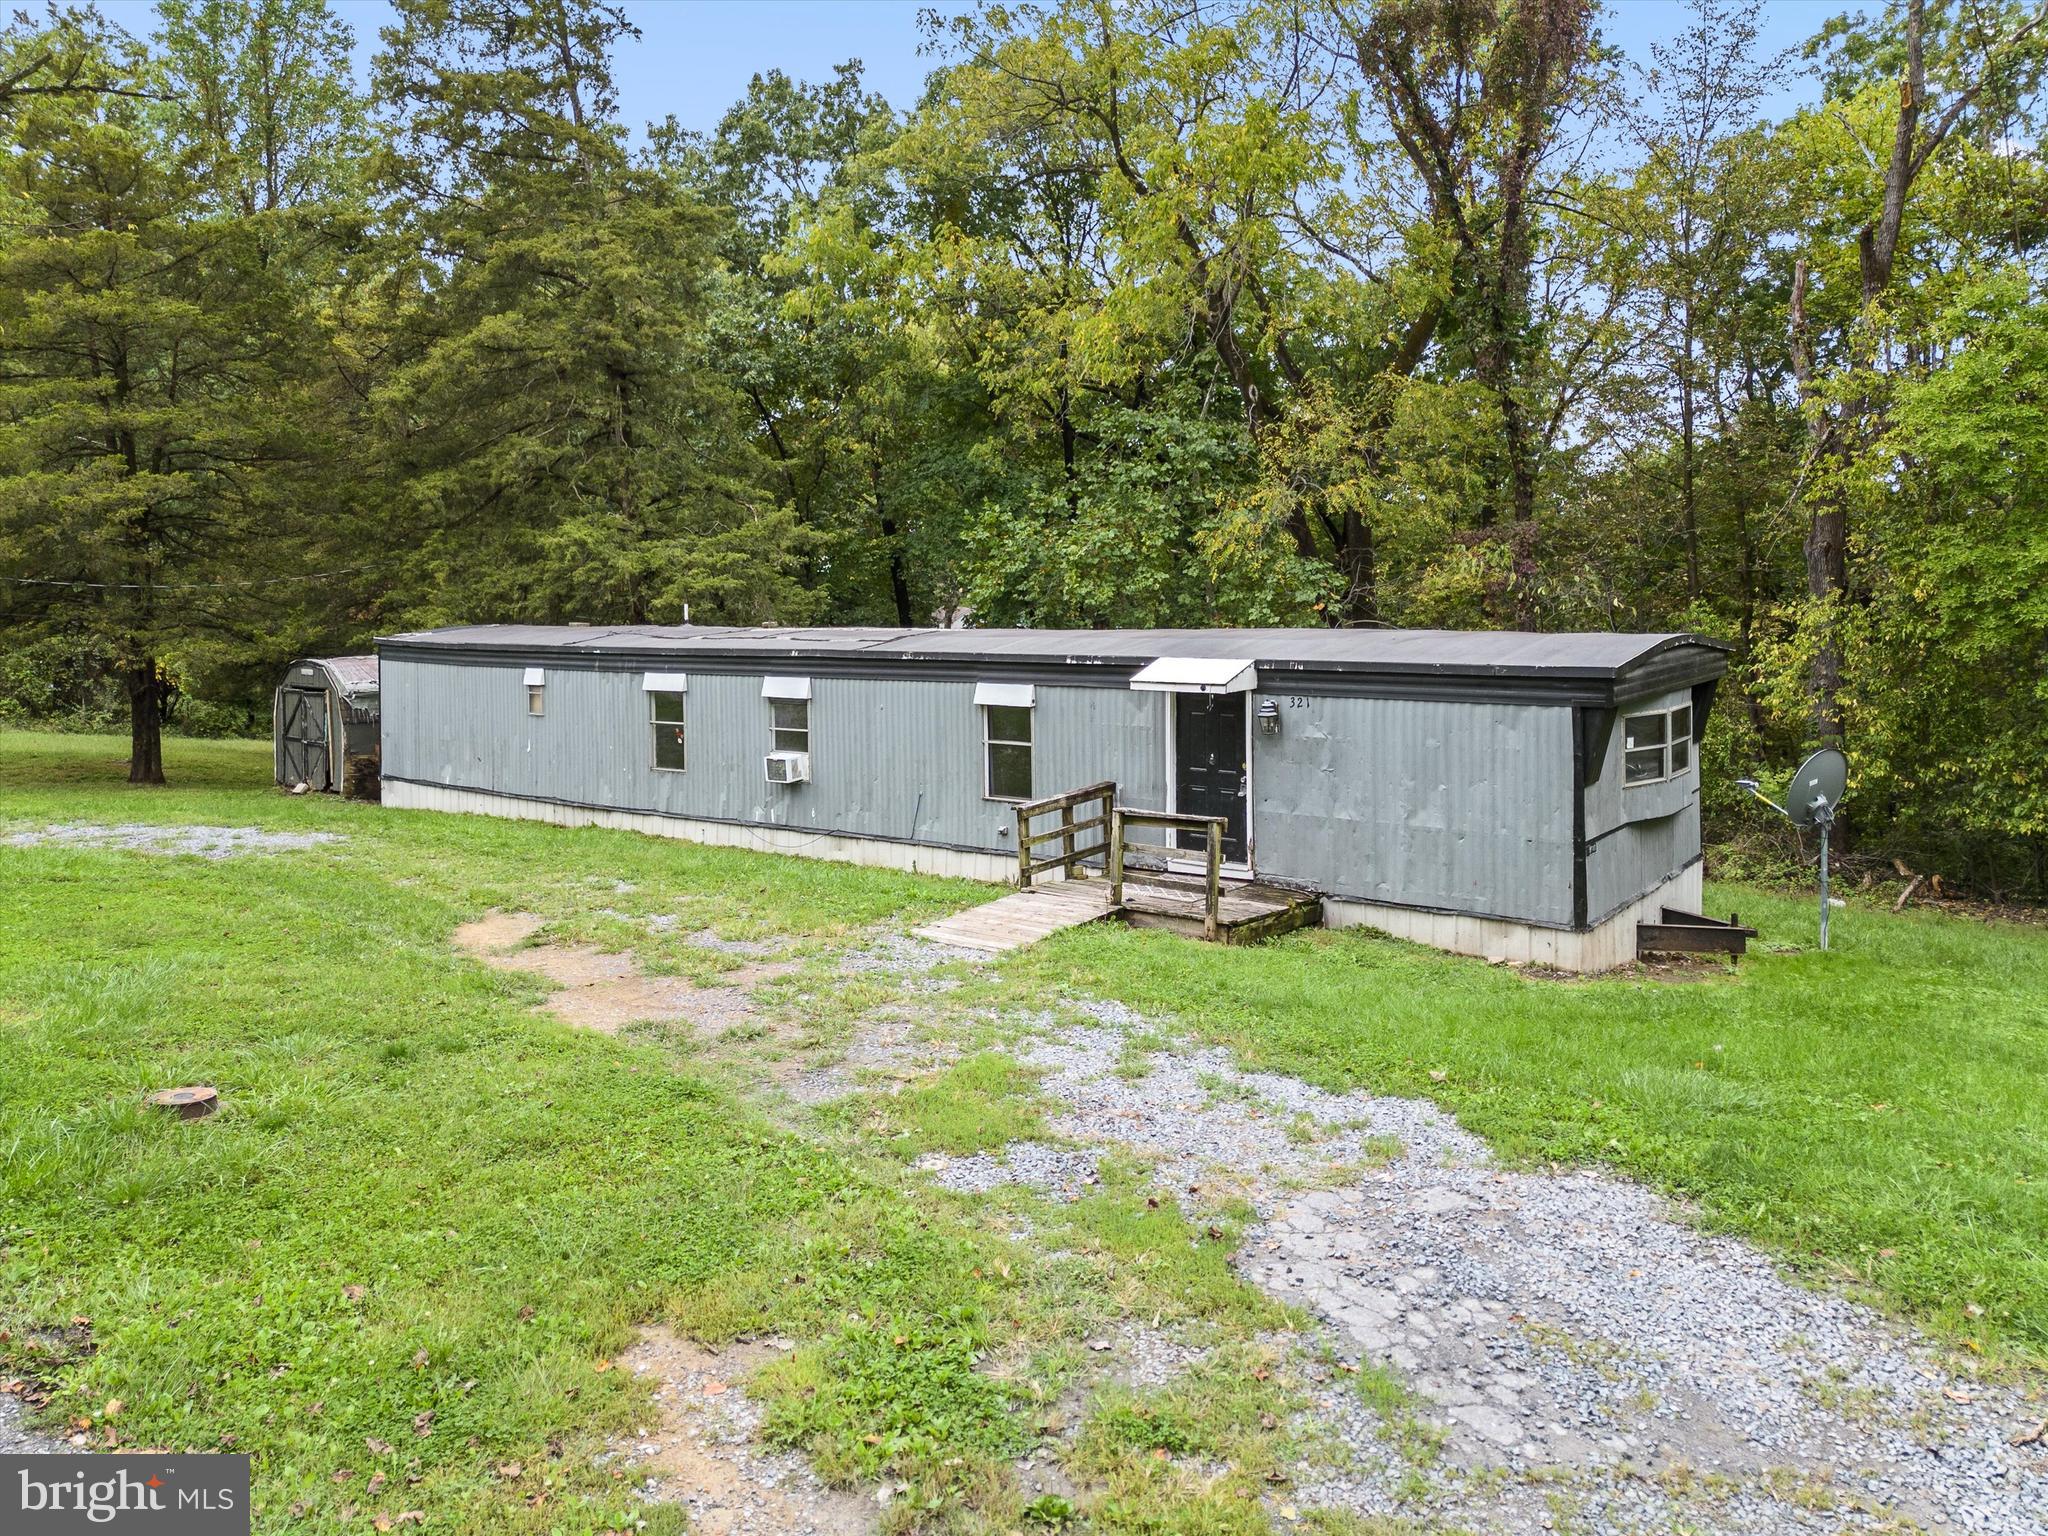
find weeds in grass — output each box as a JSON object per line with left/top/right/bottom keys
{"left": 1342, "top": 1360, "right": 1448, "bottom": 1471}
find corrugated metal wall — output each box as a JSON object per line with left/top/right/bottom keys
{"left": 1581, "top": 684, "right": 1703, "bottom": 923}
{"left": 381, "top": 657, "right": 1171, "bottom": 859}
{"left": 382, "top": 653, "right": 1698, "bottom": 929}
{"left": 1247, "top": 695, "right": 1576, "bottom": 925}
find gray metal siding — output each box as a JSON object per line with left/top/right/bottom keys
{"left": 1586, "top": 811, "right": 1702, "bottom": 924}
{"left": 1247, "top": 696, "right": 1576, "bottom": 926}
{"left": 382, "top": 659, "right": 1170, "bottom": 857}
{"left": 1579, "top": 685, "right": 1702, "bottom": 917}
{"left": 1583, "top": 685, "right": 1699, "bottom": 840}
{"left": 383, "top": 655, "right": 1687, "bottom": 929}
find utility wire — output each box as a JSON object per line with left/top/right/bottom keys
{"left": 0, "top": 564, "right": 384, "bottom": 593}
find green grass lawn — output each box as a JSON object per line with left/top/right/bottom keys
{"left": 3, "top": 731, "right": 2046, "bottom": 1536}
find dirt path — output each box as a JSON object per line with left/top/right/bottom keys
{"left": 604, "top": 1329, "right": 875, "bottom": 1536}
{"left": 452, "top": 911, "right": 793, "bottom": 1036}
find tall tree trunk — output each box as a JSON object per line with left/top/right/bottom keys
{"left": 1788, "top": 257, "right": 1847, "bottom": 746}
{"left": 873, "top": 455, "right": 912, "bottom": 626}
{"left": 126, "top": 660, "right": 166, "bottom": 786}
{"left": 1338, "top": 505, "right": 1377, "bottom": 626}
{"left": 1679, "top": 289, "right": 1701, "bottom": 601}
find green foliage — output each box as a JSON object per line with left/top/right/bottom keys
{"left": 4, "top": 0, "right": 2047, "bottom": 882}
{"left": 363, "top": 0, "right": 811, "bottom": 629}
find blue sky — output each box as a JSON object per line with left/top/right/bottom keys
{"left": 108, "top": 0, "right": 1861, "bottom": 138}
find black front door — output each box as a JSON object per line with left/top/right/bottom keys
{"left": 1174, "top": 692, "right": 1248, "bottom": 863}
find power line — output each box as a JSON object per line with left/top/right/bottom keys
{"left": 0, "top": 564, "right": 384, "bottom": 593}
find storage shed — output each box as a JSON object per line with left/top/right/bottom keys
{"left": 375, "top": 625, "right": 1728, "bottom": 970}
{"left": 273, "top": 655, "right": 380, "bottom": 794}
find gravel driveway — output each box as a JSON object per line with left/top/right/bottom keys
{"left": 0, "top": 1392, "right": 69, "bottom": 1455}
{"left": 926, "top": 1003, "right": 2048, "bottom": 1535}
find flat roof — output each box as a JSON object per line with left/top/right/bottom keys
{"left": 384, "top": 624, "right": 1718, "bottom": 673}
{"left": 379, "top": 625, "right": 1726, "bottom": 703}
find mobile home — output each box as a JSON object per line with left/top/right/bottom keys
{"left": 375, "top": 625, "right": 1727, "bottom": 970}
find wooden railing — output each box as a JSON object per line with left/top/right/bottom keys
{"left": 1018, "top": 782, "right": 1230, "bottom": 942}
{"left": 1015, "top": 781, "right": 1116, "bottom": 886}
{"left": 1109, "top": 809, "right": 1227, "bottom": 942}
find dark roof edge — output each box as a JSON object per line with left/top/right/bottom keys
{"left": 377, "top": 633, "right": 1729, "bottom": 708}
{"left": 375, "top": 631, "right": 1730, "bottom": 678}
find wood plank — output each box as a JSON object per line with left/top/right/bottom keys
{"left": 914, "top": 881, "right": 1120, "bottom": 952}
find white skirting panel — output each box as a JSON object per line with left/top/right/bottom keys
{"left": 1323, "top": 862, "right": 1704, "bottom": 974}
{"left": 381, "top": 780, "right": 1018, "bottom": 885}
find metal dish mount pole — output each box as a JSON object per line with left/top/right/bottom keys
{"left": 1813, "top": 801, "right": 1833, "bottom": 952}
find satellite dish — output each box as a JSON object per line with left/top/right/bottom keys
{"left": 1736, "top": 746, "right": 1850, "bottom": 951}
{"left": 1786, "top": 747, "right": 1848, "bottom": 827}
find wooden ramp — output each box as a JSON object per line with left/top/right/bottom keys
{"left": 1122, "top": 871, "right": 1323, "bottom": 946}
{"left": 914, "top": 878, "right": 1120, "bottom": 953}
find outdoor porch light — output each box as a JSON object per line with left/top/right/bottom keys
{"left": 1257, "top": 697, "right": 1282, "bottom": 735}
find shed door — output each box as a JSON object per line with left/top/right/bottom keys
{"left": 1173, "top": 692, "right": 1248, "bottom": 864}
{"left": 279, "top": 688, "right": 330, "bottom": 791}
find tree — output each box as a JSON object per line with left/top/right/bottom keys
{"left": 1787, "top": 0, "right": 2048, "bottom": 744}
{"left": 367, "top": 0, "right": 812, "bottom": 627}
{"left": 1626, "top": 0, "right": 1778, "bottom": 603}
{"left": 1335, "top": 0, "right": 1600, "bottom": 547}
{"left": 0, "top": 7, "right": 335, "bottom": 782}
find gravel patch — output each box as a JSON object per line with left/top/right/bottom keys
{"left": 681, "top": 927, "right": 785, "bottom": 957}
{"left": 0, "top": 1392, "right": 71, "bottom": 1455}
{"left": 5, "top": 822, "right": 343, "bottom": 858}
{"left": 783, "top": 1005, "right": 962, "bottom": 1106}
{"left": 837, "top": 933, "right": 980, "bottom": 989}
{"left": 981, "top": 1012, "right": 2048, "bottom": 1536}
{"left": 917, "top": 1141, "right": 1102, "bottom": 1202}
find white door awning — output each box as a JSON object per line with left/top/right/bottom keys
{"left": 1128, "top": 656, "right": 1258, "bottom": 694}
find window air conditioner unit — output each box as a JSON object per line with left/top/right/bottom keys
{"left": 764, "top": 750, "right": 810, "bottom": 785}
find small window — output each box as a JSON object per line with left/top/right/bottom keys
{"left": 771, "top": 697, "right": 809, "bottom": 754}
{"left": 983, "top": 704, "right": 1033, "bottom": 801}
{"left": 651, "top": 690, "right": 686, "bottom": 771}
{"left": 1623, "top": 705, "right": 1695, "bottom": 785}
{"left": 526, "top": 684, "right": 545, "bottom": 717}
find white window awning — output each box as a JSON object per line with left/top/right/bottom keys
{"left": 1128, "top": 656, "right": 1258, "bottom": 694}
{"left": 762, "top": 675, "right": 812, "bottom": 701}
{"left": 973, "top": 681, "right": 1035, "bottom": 708}
{"left": 641, "top": 672, "right": 688, "bottom": 692}
{"left": 522, "top": 666, "right": 545, "bottom": 687}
